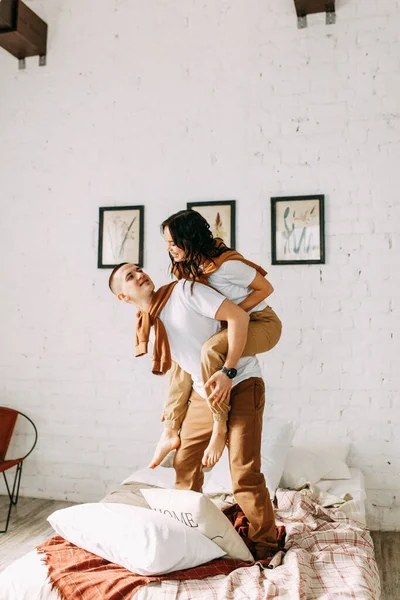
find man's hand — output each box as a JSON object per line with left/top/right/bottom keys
{"left": 205, "top": 371, "right": 232, "bottom": 407}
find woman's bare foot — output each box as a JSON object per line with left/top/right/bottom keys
{"left": 202, "top": 421, "right": 227, "bottom": 468}
{"left": 148, "top": 428, "right": 180, "bottom": 469}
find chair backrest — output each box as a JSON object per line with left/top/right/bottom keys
{"left": 0, "top": 407, "right": 19, "bottom": 461}
{"left": 0, "top": 407, "right": 38, "bottom": 462}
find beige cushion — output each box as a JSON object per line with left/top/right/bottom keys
{"left": 141, "top": 488, "right": 253, "bottom": 562}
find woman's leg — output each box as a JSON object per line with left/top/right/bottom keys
{"left": 148, "top": 361, "right": 193, "bottom": 469}
{"left": 200, "top": 307, "right": 282, "bottom": 383}
{"left": 200, "top": 334, "right": 230, "bottom": 467}
{"left": 244, "top": 307, "right": 282, "bottom": 355}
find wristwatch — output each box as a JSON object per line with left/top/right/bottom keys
{"left": 221, "top": 365, "right": 238, "bottom": 379}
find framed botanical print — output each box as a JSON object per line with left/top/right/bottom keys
{"left": 271, "top": 195, "right": 325, "bottom": 265}
{"left": 98, "top": 205, "right": 144, "bottom": 268}
{"left": 186, "top": 200, "right": 236, "bottom": 248}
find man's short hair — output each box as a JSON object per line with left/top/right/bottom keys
{"left": 108, "top": 262, "right": 128, "bottom": 294}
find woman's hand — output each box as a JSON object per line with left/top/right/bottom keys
{"left": 204, "top": 371, "right": 232, "bottom": 407}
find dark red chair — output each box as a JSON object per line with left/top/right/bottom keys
{"left": 0, "top": 407, "right": 37, "bottom": 533}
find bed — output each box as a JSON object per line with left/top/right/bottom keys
{"left": 0, "top": 466, "right": 380, "bottom": 600}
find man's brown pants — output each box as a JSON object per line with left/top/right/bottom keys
{"left": 173, "top": 377, "right": 277, "bottom": 554}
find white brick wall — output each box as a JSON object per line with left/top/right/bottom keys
{"left": 1, "top": 0, "right": 399, "bottom": 529}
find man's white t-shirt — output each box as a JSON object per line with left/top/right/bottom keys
{"left": 159, "top": 280, "right": 262, "bottom": 398}
{"left": 206, "top": 261, "right": 268, "bottom": 314}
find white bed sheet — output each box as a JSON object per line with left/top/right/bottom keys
{"left": 0, "top": 550, "right": 163, "bottom": 600}
{"left": 0, "top": 551, "right": 56, "bottom": 600}
{"left": 0, "top": 468, "right": 368, "bottom": 600}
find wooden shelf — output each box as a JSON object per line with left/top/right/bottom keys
{"left": 0, "top": 0, "right": 47, "bottom": 66}
{"left": 293, "top": 0, "right": 336, "bottom": 28}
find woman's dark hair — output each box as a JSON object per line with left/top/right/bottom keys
{"left": 161, "top": 209, "right": 229, "bottom": 285}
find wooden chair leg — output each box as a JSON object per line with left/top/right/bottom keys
{"left": 0, "top": 463, "right": 23, "bottom": 533}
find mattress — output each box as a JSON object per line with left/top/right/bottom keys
{"left": 0, "top": 468, "right": 373, "bottom": 600}
{"left": 0, "top": 550, "right": 162, "bottom": 600}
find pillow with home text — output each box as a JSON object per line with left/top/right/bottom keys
{"left": 140, "top": 488, "right": 253, "bottom": 562}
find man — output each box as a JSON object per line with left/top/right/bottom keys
{"left": 109, "top": 263, "right": 277, "bottom": 559}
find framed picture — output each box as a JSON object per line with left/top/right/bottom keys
{"left": 271, "top": 195, "right": 325, "bottom": 265}
{"left": 186, "top": 200, "right": 236, "bottom": 248}
{"left": 98, "top": 205, "right": 144, "bottom": 268}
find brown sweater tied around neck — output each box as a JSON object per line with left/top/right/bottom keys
{"left": 135, "top": 282, "right": 178, "bottom": 375}
{"left": 173, "top": 238, "right": 267, "bottom": 283}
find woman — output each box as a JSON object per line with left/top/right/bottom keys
{"left": 149, "top": 209, "right": 282, "bottom": 469}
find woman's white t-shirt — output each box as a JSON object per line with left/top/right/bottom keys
{"left": 159, "top": 280, "right": 262, "bottom": 398}
{"left": 206, "top": 260, "right": 268, "bottom": 314}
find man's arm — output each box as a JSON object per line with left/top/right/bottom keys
{"left": 205, "top": 299, "right": 250, "bottom": 406}
{"left": 215, "top": 299, "right": 250, "bottom": 369}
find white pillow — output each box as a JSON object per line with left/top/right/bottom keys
{"left": 261, "top": 419, "right": 297, "bottom": 494}
{"left": 141, "top": 488, "right": 253, "bottom": 562}
{"left": 280, "top": 447, "right": 331, "bottom": 489}
{"left": 203, "top": 419, "right": 296, "bottom": 500}
{"left": 280, "top": 443, "right": 351, "bottom": 489}
{"left": 48, "top": 503, "right": 225, "bottom": 576}
{"left": 281, "top": 441, "right": 351, "bottom": 489}
{"left": 305, "top": 442, "right": 351, "bottom": 480}
{"left": 321, "top": 456, "right": 351, "bottom": 480}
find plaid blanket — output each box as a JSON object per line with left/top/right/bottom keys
{"left": 161, "top": 489, "right": 381, "bottom": 600}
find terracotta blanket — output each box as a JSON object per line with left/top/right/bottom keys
{"left": 37, "top": 505, "right": 285, "bottom": 600}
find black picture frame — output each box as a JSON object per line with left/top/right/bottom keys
{"left": 271, "top": 195, "right": 325, "bottom": 265}
{"left": 98, "top": 205, "right": 144, "bottom": 269}
{"left": 186, "top": 200, "right": 236, "bottom": 249}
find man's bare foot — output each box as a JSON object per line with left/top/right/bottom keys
{"left": 202, "top": 422, "right": 227, "bottom": 468}
{"left": 148, "top": 429, "right": 180, "bottom": 469}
